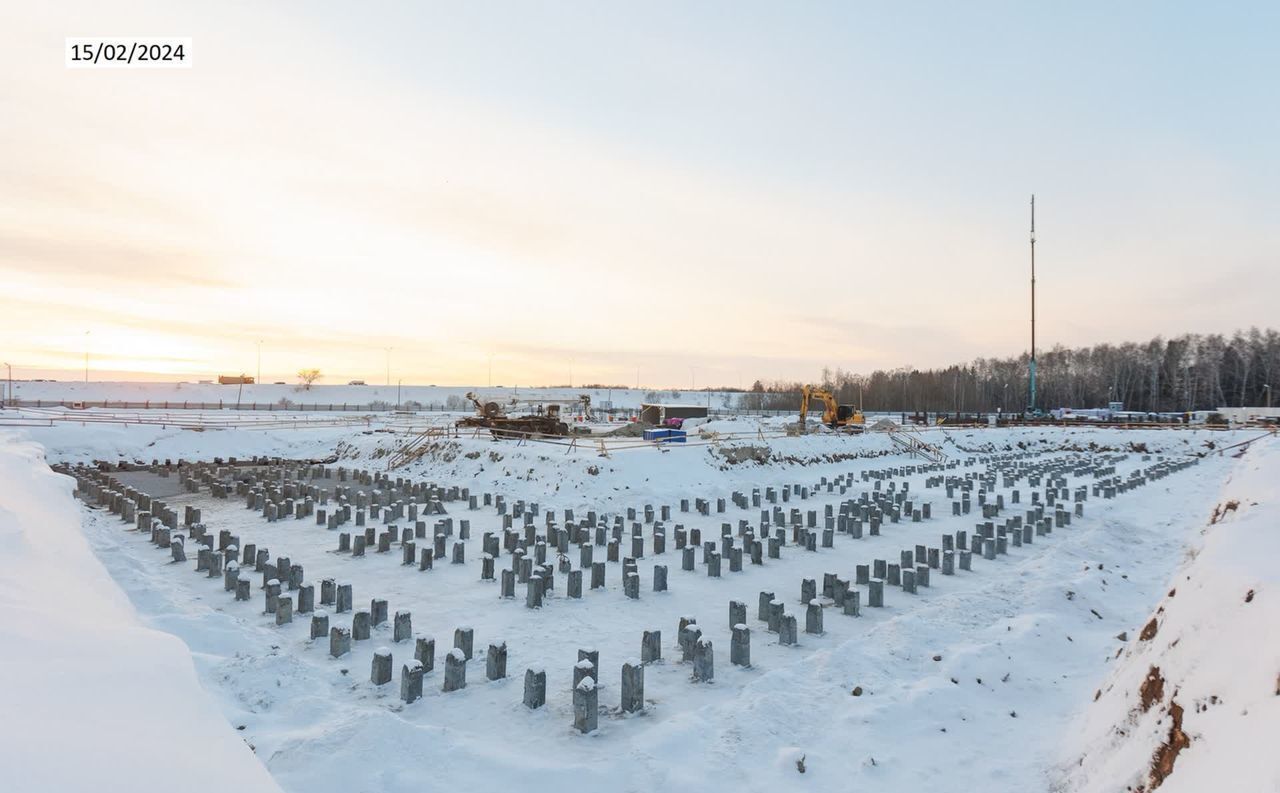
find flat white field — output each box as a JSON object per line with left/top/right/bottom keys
{"left": 6, "top": 379, "right": 734, "bottom": 411}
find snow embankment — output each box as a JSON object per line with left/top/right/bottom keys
{"left": 0, "top": 432, "right": 281, "bottom": 793}
{"left": 1057, "top": 439, "right": 1280, "bottom": 792}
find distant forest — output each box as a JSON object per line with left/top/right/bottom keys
{"left": 735, "top": 328, "right": 1280, "bottom": 414}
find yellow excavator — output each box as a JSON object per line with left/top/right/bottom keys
{"left": 798, "top": 385, "right": 865, "bottom": 432}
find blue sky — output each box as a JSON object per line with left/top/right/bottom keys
{"left": 1, "top": 1, "right": 1276, "bottom": 385}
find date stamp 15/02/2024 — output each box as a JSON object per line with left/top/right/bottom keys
{"left": 66, "top": 37, "right": 192, "bottom": 68}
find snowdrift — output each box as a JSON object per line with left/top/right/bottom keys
{"left": 1057, "top": 439, "right": 1280, "bottom": 792}
{"left": 0, "top": 432, "right": 281, "bottom": 793}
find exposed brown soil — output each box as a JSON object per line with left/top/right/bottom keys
{"left": 1149, "top": 700, "right": 1190, "bottom": 789}
{"left": 1140, "top": 617, "right": 1160, "bottom": 642}
{"left": 1209, "top": 500, "right": 1239, "bottom": 524}
{"left": 1139, "top": 666, "right": 1165, "bottom": 712}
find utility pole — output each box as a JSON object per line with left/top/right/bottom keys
{"left": 3, "top": 362, "right": 10, "bottom": 408}
{"left": 257, "top": 340, "right": 263, "bottom": 384}
{"left": 84, "top": 330, "right": 90, "bottom": 383}
{"left": 1028, "top": 194, "right": 1038, "bottom": 414}
{"left": 384, "top": 347, "right": 392, "bottom": 386}
{"left": 397, "top": 379, "right": 402, "bottom": 411}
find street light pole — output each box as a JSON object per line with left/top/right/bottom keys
{"left": 84, "top": 330, "right": 90, "bottom": 383}
{"left": 3, "top": 362, "right": 10, "bottom": 408}
{"left": 1265, "top": 384, "right": 1272, "bottom": 409}
{"left": 257, "top": 340, "right": 263, "bottom": 384}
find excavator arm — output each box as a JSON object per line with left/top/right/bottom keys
{"left": 799, "top": 385, "right": 841, "bottom": 428}
{"left": 799, "top": 385, "right": 863, "bottom": 431}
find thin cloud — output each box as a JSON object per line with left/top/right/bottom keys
{"left": 0, "top": 233, "right": 234, "bottom": 288}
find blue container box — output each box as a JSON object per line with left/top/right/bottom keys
{"left": 643, "top": 428, "right": 686, "bottom": 443}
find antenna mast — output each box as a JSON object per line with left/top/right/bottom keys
{"left": 1028, "top": 194, "right": 1037, "bottom": 413}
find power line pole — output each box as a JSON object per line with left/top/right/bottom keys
{"left": 1028, "top": 194, "right": 1037, "bottom": 414}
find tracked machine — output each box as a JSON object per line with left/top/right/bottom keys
{"left": 798, "top": 385, "right": 865, "bottom": 433}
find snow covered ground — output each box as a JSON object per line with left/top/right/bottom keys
{"left": 0, "top": 433, "right": 281, "bottom": 793}
{"left": 1056, "top": 435, "right": 1280, "bottom": 792}
{"left": 1, "top": 419, "right": 1274, "bottom": 792}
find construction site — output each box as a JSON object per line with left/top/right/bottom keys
{"left": 5, "top": 3, "right": 1279, "bottom": 793}
{"left": 7, "top": 385, "right": 1276, "bottom": 793}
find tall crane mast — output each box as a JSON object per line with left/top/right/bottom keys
{"left": 1028, "top": 194, "right": 1038, "bottom": 414}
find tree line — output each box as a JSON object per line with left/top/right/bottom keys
{"left": 736, "top": 327, "right": 1280, "bottom": 414}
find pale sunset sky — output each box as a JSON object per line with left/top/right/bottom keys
{"left": 2, "top": 2, "right": 1277, "bottom": 386}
